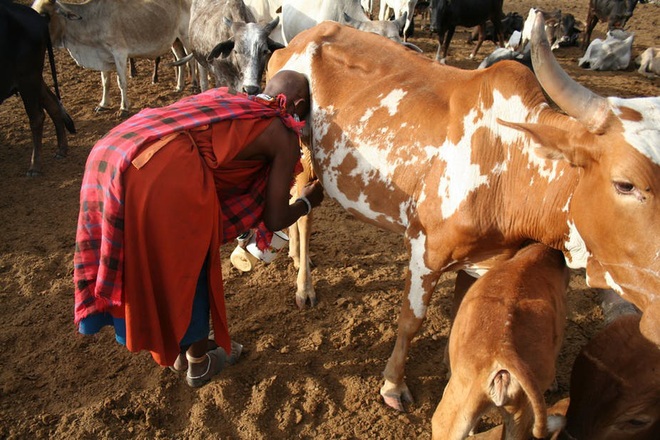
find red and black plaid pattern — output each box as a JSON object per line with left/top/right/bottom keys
{"left": 74, "top": 87, "right": 304, "bottom": 323}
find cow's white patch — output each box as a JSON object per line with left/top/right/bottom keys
{"left": 408, "top": 234, "right": 432, "bottom": 318}
{"left": 435, "top": 106, "right": 489, "bottom": 219}
{"left": 433, "top": 91, "right": 543, "bottom": 219}
{"left": 604, "top": 272, "right": 625, "bottom": 295}
{"left": 311, "top": 107, "right": 405, "bottom": 225}
{"left": 278, "top": 42, "right": 317, "bottom": 78}
{"left": 564, "top": 221, "right": 590, "bottom": 268}
{"left": 609, "top": 97, "right": 660, "bottom": 166}
{"left": 380, "top": 89, "right": 406, "bottom": 116}
{"left": 360, "top": 108, "right": 374, "bottom": 124}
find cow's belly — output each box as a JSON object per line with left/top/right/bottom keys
{"left": 67, "top": 46, "right": 115, "bottom": 71}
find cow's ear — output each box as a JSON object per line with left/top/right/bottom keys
{"left": 267, "top": 39, "right": 285, "bottom": 52}
{"left": 55, "top": 6, "right": 82, "bottom": 20}
{"left": 498, "top": 119, "right": 595, "bottom": 167}
{"left": 208, "top": 40, "right": 234, "bottom": 60}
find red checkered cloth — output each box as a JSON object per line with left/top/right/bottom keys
{"left": 74, "top": 87, "right": 304, "bottom": 324}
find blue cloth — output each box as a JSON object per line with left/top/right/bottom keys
{"left": 78, "top": 261, "right": 210, "bottom": 349}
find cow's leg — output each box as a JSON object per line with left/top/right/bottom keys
{"left": 431, "top": 377, "right": 487, "bottom": 440}
{"left": 500, "top": 401, "right": 536, "bottom": 440}
{"left": 129, "top": 58, "right": 138, "bottom": 78}
{"left": 19, "top": 80, "right": 45, "bottom": 176}
{"left": 380, "top": 243, "right": 440, "bottom": 411}
{"left": 470, "top": 24, "right": 485, "bottom": 58}
{"left": 96, "top": 71, "right": 113, "bottom": 112}
{"left": 289, "top": 160, "right": 317, "bottom": 308}
{"left": 435, "top": 27, "right": 456, "bottom": 63}
{"left": 198, "top": 64, "right": 210, "bottom": 92}
{"left": 581, "top": 14, "right": 599, "bottom": 50}
{"left": 491, "top": 16, "right": 506, "bottom": 49}
{"left": 443, "top": 270, "right": 478, "bottom": 369}
{"left": 378, "top": 2, "right": 387, "bottom": 21}
{"left": 171, "top": 39, "right": 187, "bottom": 92}
{"left": 294, "top": 210, "right": 315, "bottom": 308}
{"left": 152, "top": 56, "right": 161, "bottom": 84}
{"left": 114, "top": 56, "right": 131, "bottom": 116}
{"left": 40, "top": 81, "right": 68, "bottom": 160}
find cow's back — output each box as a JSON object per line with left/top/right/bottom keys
{"left": 271, "top": 22, "right": 545, "bottom": 233}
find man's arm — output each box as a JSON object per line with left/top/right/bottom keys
{"left": 245, "top": 118, "right": 323, "bottom": 231}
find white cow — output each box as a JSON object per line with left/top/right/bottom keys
{"left": 578, "top": 29, "right": 634, "bottom": 71}
{"left": 31, "top": 0, "right": 192, "bottom": 115}
{"left": 244, "top": 0, "right": 285, "bottom": 45}
{"left": 281, "top": 0, "right": 370, "bottom": 45}
{"left": 378, "top": 0, "right": 418, "bottom": 42}
{"left": 342, "top": 10, "right": 422, "bottom": 52}
{"left": 636, "top": 47, "right": 660, "bottom": 78}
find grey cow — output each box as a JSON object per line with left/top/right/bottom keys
{"left": 187, "top": 0, "right": 283, "bottom": 93}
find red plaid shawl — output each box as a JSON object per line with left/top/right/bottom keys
{"left": 74, "top": 87, "right": 304, "bottom": 323}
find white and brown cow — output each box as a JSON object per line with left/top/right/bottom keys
{"left": 432, "top": 243, "right": 569, "bottom": 440}
{"left": 267, "top": 13, "right": 660, "bottom": 412}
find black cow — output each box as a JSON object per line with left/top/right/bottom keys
{"left": 467, "top": 11, "right": 523, "bottom": 47}
{"left": 552, "top": 13, "right": 582, "bottom": 49}
{"left": 0, "top": 0, "right": 75, "bottom": 176}
{"left": 582, "top": 0, "right": 643, "bottom": 49}
{"left": 430, "top": 0, "right": 505, "bottom": 63}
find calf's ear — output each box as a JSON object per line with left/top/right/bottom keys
{"left": 498, "top": 119, "right": 595, "bottom": 167}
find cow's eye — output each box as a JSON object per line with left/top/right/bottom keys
{"left": 615, "top": 415, "right": 652, "bottom": 431}
{"left": 613, "top": 181, "right": 635, "bottom": 195}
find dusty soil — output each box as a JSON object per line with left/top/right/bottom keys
{"left": 0, "top": 1, "right": 658, "bottom": 439}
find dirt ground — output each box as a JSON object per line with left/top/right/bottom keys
{"left": 0, "top": 1, "right": 658, "bottom": 439}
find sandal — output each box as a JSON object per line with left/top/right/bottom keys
{"left": 169, "top": 338, "right": 220, "bottom": 374}
{"left": 186, "top": 347, "right": 228, "bottom": 388}
{"left": 185, "top": 341, "right": 244, "bottom": 388}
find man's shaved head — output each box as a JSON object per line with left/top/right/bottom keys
{"left": 264, "top": 70, "right": 310, "bottom": 119}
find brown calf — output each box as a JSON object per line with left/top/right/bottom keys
{"left": 432, "top": 244, "right": 569, "bottom": 440}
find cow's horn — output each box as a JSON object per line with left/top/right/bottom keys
{"left": 530, "top": 12, "right": 610, "bottom": 134}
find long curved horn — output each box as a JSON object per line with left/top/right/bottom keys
{"left": 531, "top": 12, "right": 610, "bottom": 134}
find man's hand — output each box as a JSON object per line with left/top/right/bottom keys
{"left": 301, "top": 180, "right": 324, "bottom": 209}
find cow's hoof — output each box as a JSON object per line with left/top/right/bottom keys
{"left": 295, "top": 294, "right": 307, "bottom": 309}
{"left": 94, "top": 105, "right": 112, "bottom": 113}
{"left": 117, "top": 109, "right": 131, "bottom": 118}
{"left": 380, "top": 381, "right": 414, "bottom": 412}
{"left": 25, "top": 169, "right": 41, "bottom": 178}
{"left": 54, "top": 151, "right": 68, "bottom": 160}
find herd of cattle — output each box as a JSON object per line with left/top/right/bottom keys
{"left": 1, "top": 0, "right": 659, "bottom": 439}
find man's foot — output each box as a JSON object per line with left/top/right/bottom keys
{"left": 186, "top": 348, "right": 227, "bottom": 388}
{"left": 185, "top": 342, "right": 243, "bottom": 388}
{"left": 169, "top": 352, "right": 188, "bottom": 373}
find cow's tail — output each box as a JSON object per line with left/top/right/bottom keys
{"left": 44, "top": 24, "right": 61, "bottom": 101}
{"left": 60, "top": 101, "right": 76, "bottom": 134}
{"left": 43, "top": 19, "right": 75, "bottom": 134}
{"left": 488, "top": 354, "right": 549, "bottom": 439}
